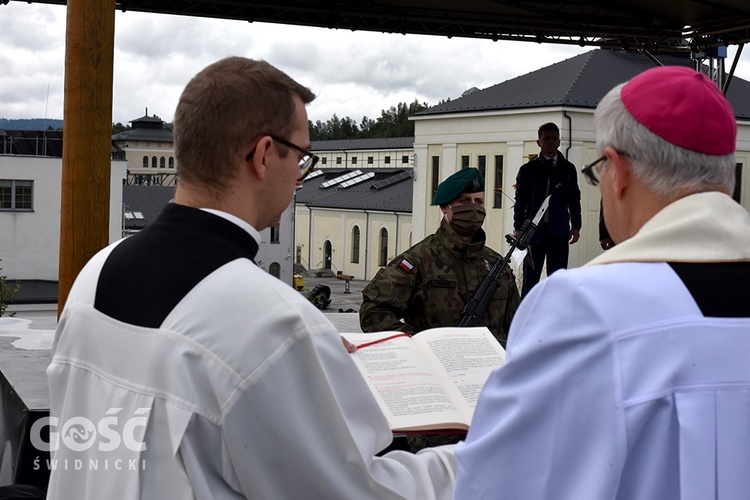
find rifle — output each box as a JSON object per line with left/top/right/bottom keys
{"left": 458, "top": 195, "right": 550, "bottom": 331}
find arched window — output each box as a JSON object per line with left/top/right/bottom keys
{"left": 269, "top": 262, "right": 281, "bottom": 279}
{"left": 169, "top": 157, "right": 175, "bottom": 169}
{"left": 379, "top": 228, "right": 389, "bottom": 267}
{"left": 351, "top": 226, "right": 360, "bottom": 264}
{"left": 152, "top": 156, "right": 157, "bottom": 168}
{"left": 142, "top": 156, "right": 148, "bottom": 168}
{"left": 324, "top": 241, "right": 332, "bottom": 269}
{"left": 160, "top": 157, "right": 166, "bottom": 168}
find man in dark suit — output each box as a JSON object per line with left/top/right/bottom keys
{"left": 514, "top": 122, "right": 582, "bottom": 297}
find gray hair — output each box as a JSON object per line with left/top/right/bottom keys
{"left": 594, "top": 83, "right": 736, "bottom": 197}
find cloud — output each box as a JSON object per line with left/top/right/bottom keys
{"left": 0, "top": 3, "right": 66, "bottom": 119}
{"left": 3, "top": 2, "right": 750, "bottom": 127}
{"left": 0, "top": 3, "right": 63, "bottom": 52}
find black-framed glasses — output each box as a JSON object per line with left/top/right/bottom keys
{"left": 582, "top": 151, "right": 631, "bottom": 186}
{"left": 581, "top": 155, "right": 606, "bottom": 186}
{"left": 246, "top": 135, "right": 320, "bottom": 181}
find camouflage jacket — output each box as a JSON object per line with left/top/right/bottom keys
{"left": 359, "top": 219, "right": 521, "bottom": 344}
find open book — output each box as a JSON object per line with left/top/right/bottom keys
{"left": 344, "top": 326, "right": 505, "bottom": 433}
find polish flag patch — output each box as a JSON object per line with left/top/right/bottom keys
{"left": 398, "top": 259, "right": 414, "bottom": 273}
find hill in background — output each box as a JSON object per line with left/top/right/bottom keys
{"left": 0, "top": 118, "right": 64, "bottom": 130}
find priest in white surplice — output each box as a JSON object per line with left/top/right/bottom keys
{"left": 46, "top": 57, "right": 456, "bottom": 499}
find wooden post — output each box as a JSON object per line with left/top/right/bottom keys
{"left": 58, "top": 0, "right": 116, "bottom": 316}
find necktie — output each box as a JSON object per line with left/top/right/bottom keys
{"left": 543, "top": 157, "right": 554, "bottom": 222}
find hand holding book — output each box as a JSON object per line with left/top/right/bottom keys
{"left": 343, "top": 327, "right": 505, "bottom": 433}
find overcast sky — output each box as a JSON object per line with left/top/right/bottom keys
{"left": 3, "top": 2, "right": 750, "bottom": 126}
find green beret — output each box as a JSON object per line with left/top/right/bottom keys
{"left": 433, "top": 167, "right": 485, "bottom": 205}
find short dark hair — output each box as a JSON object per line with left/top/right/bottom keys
{"left": 537, "top": 122, "right": 560, "bottom": 138}
{"left": 174, "top": 57, "right": 315, "bottom": 191}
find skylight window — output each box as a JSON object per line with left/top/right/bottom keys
{"left": 339, "top": 172, "right": 375, "bottom": 188}
{"left": 320, "top": 170, "right": 363, "bottom": 189}
{"left": 304, "top": 170, "right": 324, "bottom": 181}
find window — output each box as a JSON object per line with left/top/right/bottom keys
{"left": 351, "top": 226, "right": 360, "bottom": 264}
{"left": 160, "top": 157, "right": 166, "bottom": 169}
{"left": 461, "top": 155, "right": 470, "bottom": 169}
{"left": 270, "top": 223, "right": 280, "bottom": 243}
{"left": 352, "top": 156, "right": 358, "bottom": 165}
{"left": 379, "top": 228, "right": 389, "bottom": 266}
{"left": 431, "top": 156, "right": 440, "bottom": 205}
{"left": 142, "top": 156, "right": 148, "bottom": 168}
{"left": 402, "top": 155, "right": 409, "bottom": 164}
{"left": 169, "top": 157, "right": 175, "bottom": 169}
{"left": 152, "top": 156, "right": 157, "bottom": 168}
{"left": 0, "top": 180, "right": 33, "bottom": 211}
{"left": 336, "top": 157, "right": 342, "bottom": 165}
{"left": 269, "top": 262, "right": 281, "bottom": 279}
{"left": 494, "top": 155, "right": 504, "bottom": 208}
{"left": 733, "top": 163, "right": 743, "bottom": 203}
{"left": 321, "top": 157, "right": 327, "bottom": 165}
{"left": 367, "top": 156, "right": 374, "bottom": 165}
{"left": 477, "top": 155, "right": 486, "bottom": 180}
{"left": 384, "top": 156, "right": 391, "bottom": 164}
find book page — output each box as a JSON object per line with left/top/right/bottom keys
{"left": 345, "top": 331, "right": 469, "bottom": 432}
{"left": 411, "top": 327, "right": 505, "bottom": 421}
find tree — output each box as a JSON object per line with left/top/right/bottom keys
{"left": 0, "top": 259, "right": 20, "bottom": 317}
{"left": 309, "top": 99, "right": 433, "bottom": 141}
{"left": 112, "top": 122, "right": 131, "bottom": 134}
{"left": 359, "top": 116, "right": 376, "bottom": 135}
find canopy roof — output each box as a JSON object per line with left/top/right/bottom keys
{"left": 28, "top": 0, "right": 750, "bottom": 52}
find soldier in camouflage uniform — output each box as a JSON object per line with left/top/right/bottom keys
{"left": 360, "top": 167, "right": 520, "bottom": 346}
{"left": 359, "top": 167, "right": 520, "bottom": 452}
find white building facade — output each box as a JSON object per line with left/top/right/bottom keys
{"left": 412, "top": 50, "right": 750, "bottom": 272}
{"left": 295, "top": 205, "right": 413, "bottom": 281}
{"left": 0, "top": 155, "right": 127, "bottom": 281}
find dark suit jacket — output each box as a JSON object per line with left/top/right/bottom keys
{"left": 513, "top": 152, "right": 582, "bottom": 240}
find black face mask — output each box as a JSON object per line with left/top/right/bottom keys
{"left": 448, "top": 203, "right": 486, "bottom": 237}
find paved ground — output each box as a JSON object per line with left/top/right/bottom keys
{"left": 297, "top": 274, "right": 366, "bottom": 311}
{"left": 8, "top": 272, "right": 368, "bottom": 334}
{"left": 295, "top": 273, "right": 368, "bottom": 333}
{"left": 7, "top": 272, "right": 370, "bottom": 335}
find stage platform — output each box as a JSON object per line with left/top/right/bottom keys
{"left": 0, "top": 316, "right": 54, "bottom": 489}
{"left": 0, "top": 308, "right": 364, "bottom": 489}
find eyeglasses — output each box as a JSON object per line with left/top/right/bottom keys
{"left": 581, "top": 155, "right": 606, "bottom": 186}
{"left": 582, "top": 151, "right": 631, "bottom": 186}
{"left": 246, "top": 135, "right": 320, "bottom": 181}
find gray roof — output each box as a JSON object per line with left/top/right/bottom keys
{"left": 311, "top": 137, "right": 414, "bottom": 152}
{"left": 122, "top": 185, "right": 175, "bottom": 230}
{"left": 0, "top": 129, "right": 146, "bottom": 159}
{"left": 418, "top": 49, "right": 750, "bottom": 119}
{"left": 13, "top": 280, "right": 58, "bottom": 304}
{"left": 295, "top": 168, "right": 413, "bottom": 213}
{"left": 112, "top": 127, "right": 174, "bottom": 142}
{"left": 113, "top": 114, "right": 173, "bottom": 142}
{"left": 0, "top": 129, "right": 64, "bottom": 157}
{"left": 122, "top": 170, "right": 411, "bottom": 227}
{"left": 129, "top": 115, "right": 165, "bottom": 125}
